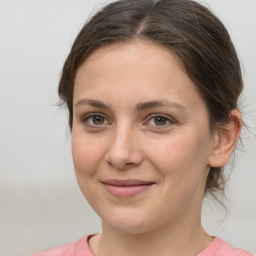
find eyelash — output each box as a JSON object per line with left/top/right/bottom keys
{"left": 144, "top": 114, "right": 175, "bottom": 129}
{"left": 80, "top": 113, "right": 175, "bottom": 129}
{"left": 81, "top": 113, "right": 110, "bottom": 128}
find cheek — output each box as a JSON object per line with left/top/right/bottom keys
{"left": 148, "top": 131, "right": 211, "bottom": 182}
{"left": 71, "top": 135, "right": 106, "bottom": 205}
{"left": 72, "top": 134, "right": 105, "bottom": 177}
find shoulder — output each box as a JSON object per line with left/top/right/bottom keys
{"left": 29, "top": 235, "right": 94, "bottom": 256}
{"left": 199, "top": 237, "right": 254, "bottom": 256}
{"left": 29, "top": 242, "right": 75, "bottom": 256}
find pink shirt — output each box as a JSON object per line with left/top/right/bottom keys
{"left": 30, "top": 235, "right": 254, "bottom": 256}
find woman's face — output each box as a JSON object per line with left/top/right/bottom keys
{"left": 72, "top": 40, "right": 215, "bottom": 234}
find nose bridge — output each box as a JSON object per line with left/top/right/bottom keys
{"left": 105, "top": 122, "right": 142, "bottom": 169}
{"left": 113, "top": 123, "right": 132, "bottom": 149}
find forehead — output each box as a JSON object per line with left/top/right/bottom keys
{"left": 78, "top": 40, "right": 186, "bottom": 77}
{"left": 75, "top": 40, "right": 186, "bottom": 90}
{"left": 73, "top": 40, "right": 206, "bottom": 113}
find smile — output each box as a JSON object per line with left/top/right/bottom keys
{"left": 101, "top": 179, "right": 155, "bottom": 198}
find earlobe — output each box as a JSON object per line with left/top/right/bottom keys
{"left": 208, "top": 109, "right": 242, "bottom": 167}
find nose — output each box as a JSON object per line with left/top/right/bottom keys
{"left": 105, "top": 126, "right": 143, "bottom": 170}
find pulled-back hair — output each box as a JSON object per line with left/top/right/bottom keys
{"left": 58, "top": 0, "right": 243, "bottom": 199}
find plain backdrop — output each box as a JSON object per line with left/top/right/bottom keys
{"left": 0, "top": 0, "right": 255, "bottom": 255}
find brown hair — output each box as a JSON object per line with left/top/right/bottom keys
{"left": 58, "top": 0, "right": 243, "bottom": 199}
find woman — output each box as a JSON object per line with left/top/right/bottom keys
{"left": 31, "top": 0, "right": 253, "bottom": 255}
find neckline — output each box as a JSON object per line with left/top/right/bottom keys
{"left": 76, "top": 235, "right": 219, "bottom": 256}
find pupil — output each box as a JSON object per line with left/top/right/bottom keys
{"left": 93, "top": 116, "right": 104, "bottom": 125}
{"left": 154, "top": 116, "right": 166, "bottom": 126}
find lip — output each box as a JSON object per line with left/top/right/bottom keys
{"left": 101, "top": 179, "right": 155, "bottom": 198}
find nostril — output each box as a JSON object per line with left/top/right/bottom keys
{"left": 105, "top": 154, "right": 131, "bottom": 169}
{"left": 105, "top": 150, "right": 143, "bottom": 170}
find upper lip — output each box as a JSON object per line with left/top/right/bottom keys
{"left": 101, "top": 179, "right": 156, "bottom": 186}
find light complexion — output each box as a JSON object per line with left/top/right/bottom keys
{"left": 72, "top": 40, "right": 241, "bottom": 256}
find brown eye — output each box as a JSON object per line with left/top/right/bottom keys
{"left": 145, "top": 114, "right": 175, "bottom": 129}
{"left": 154, "top": 116, "right": 167, "bottom": 126}
{"left": 82, "top": 114, "right": 109, "bottom": 127}
{"left": 92, "top": 115, "right": 105, "bottom": 125}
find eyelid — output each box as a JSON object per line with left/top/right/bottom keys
{"left": 79, "top": 112, "right": 176, "bottom": 130}
{"left": 81, "top": 112, "right": 111, "bottom": 128}
{"left": 144, "top": 113, "right": 176, "bottom": 128}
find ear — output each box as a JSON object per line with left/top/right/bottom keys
{"left": 208, "top": 109, "right": 242, "bottom": 167}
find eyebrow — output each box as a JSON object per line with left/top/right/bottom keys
{"left": 135, "top": 100, "right": 187, "bottom": 112}
{"left": 75, "top": 99, "right": 108, "bottom": 109}
{"left": 74, "top": 98, "right": 187, "bottom": 112}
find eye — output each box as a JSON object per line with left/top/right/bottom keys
{"left": 82, "top": 113, "right": 110, "bottom": 128}
{"left": 152, "top": 116, "right": 168, "bottom": 126}
{"left": 145, "top": 114, "right": 175, "bottom": 128}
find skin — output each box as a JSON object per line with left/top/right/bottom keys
{"left": 72, "top": 40, "right": 241, "bottom": 256}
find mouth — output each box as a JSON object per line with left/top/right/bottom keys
{"left": 101, "top": 179, "right": 156, "bottom": 198}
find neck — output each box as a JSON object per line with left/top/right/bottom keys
{"left": 96, "top": 216, "right": 212, "bottom": 256}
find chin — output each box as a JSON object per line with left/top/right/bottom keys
{"left": 108, "top": 222, "right": 151, "bottom": 234}
{"left": 102, "top": 211, "right": 159, "bottom": 234}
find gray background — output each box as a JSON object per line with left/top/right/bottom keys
{"left": 0, "top": 0, "right": 255, "bottom": 255}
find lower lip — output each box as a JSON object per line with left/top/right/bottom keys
{"left": 102, "top": 184, "right": 154, "bottom": 198}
